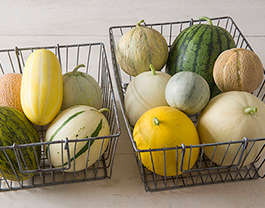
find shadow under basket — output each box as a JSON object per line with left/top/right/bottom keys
{"left": 0, "top": 42, "right": 121, "bottom": 191}
{"left": 109, "top": 16, "right": 265, "bottom": 192}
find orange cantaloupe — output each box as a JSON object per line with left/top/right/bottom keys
{"left": 213, "top": 48, "right": 264, "bottom": 93}
{"left": 0, "top": 73, "right": 23, "bottom": 113}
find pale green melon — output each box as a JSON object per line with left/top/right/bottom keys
{"left": 61, "top": 64, "right": 103, "bottom": 111}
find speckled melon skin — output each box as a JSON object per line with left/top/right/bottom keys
{"left": 0, "top": 106, "right": 40, "bottom": 181}
{"left": 213, "top": 48, "right": 264, "bottom": 93}
{"left": 116, "top": 23, "right": 169, "bottom": 77}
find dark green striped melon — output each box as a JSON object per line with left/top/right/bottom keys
{"left": 166, "top": 17, "right": 236, "bottom": 98}
{"left": 0, "top": 106, "right": 40, "bottom": 181}
{"left": 44, "top": 105, "right": 110, "bottom": 172}
{"left": 116, "top": 20, "right": 169, "bottom": 77}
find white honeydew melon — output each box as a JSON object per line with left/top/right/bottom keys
{"left": 44, "top": 105, "right": 110, "bottom": 172}
{"left": 124, "top": 64, "right": 171, "bottom": 126}
{"left": 197, "top": 91, "right": 265, "bottom": 166}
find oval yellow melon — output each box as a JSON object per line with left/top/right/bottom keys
{"left": 213, "top": 48, "right": 264, "bottom": 93}
{"left": 21, "top": 49, "right": 63, "bottom": 125}
{"left": 133, "top": 106, "right": 199, "bottom": 176}
{"left": 0, "top": 73, "right": 23, "bottom": 112}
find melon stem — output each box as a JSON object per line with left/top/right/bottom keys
{"left": 137, "top": 20, "right": 145, "bottom": 26}
{"left": 153, "top": 117, "right": 160, "bottom": 126}
{"left": 244, "top": 107, "right": 257, "bottom": 114}
{"left": 98, "top": 108, "right": 109, "bottom": 113}
{"left": 199, "top": 16, "right": 213, "bottom": 26}
{"left": 149, "top": 64, "right": 157, "bottom": 75}
{"left": 72, "top": 64, "right": 86, "bottom": 73}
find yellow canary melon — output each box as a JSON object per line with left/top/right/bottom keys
{"left": 0, "top": 73, "right": 23, "bottom": 113}
{"left": 21, "top": 49, "right": 63, "bottom": 126}
{"left": 213, "top": 48, "right": 264, "bottom": 93}
{"left": 133, "top": 106, "right": 200, "bottom": 176}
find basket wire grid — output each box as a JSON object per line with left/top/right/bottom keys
{"left": 109, "top": 16, "right": 265, "bottom": 192}
{"left": 0, "top": 42, "right": 121, "bottom": 191}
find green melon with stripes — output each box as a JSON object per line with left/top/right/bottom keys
{"left": 44, "top": 105, "right": 110, "bottom": 172}
{"left": 116, "top": 20, "right": 169, "bottom": 77}
{"left": 0, "top": 106, "right": 40, "bottom": 181}
{"left": 166, "top": 17, "right": 236, "bottom": 98}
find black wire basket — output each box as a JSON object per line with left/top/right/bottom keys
{"left": 0, "top": 42, "right": 121, "bottom": 191}
{"left": 109, "top": 16, "right": 265, "bottom": 192}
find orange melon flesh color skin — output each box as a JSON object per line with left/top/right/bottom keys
{"left": 0, "top": 73, "right": 23, "bottom": 113}
{"left": 21, "top": 49, "right": 63, "bottom": 126}
{"left": 213, "top": 48, "right": 264, "bottom": 93}
{"left": 133, "top": 106, "right": 200, "bottom": 176}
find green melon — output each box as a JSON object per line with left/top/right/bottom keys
{"left": 61, "top": 64, "right": 103, "bottom": 111}
{"left": 166, "top": 16, "right": 236, "bottom": 98}
{"left": 165, "top": 71, "right": 210, "bottom": 114}
{"left": 0, "top": 106, "right": 40, "bottom": 181}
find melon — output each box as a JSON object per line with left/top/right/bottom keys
{"left": 61, "top": 64, "right": 103, "bottom": 111}
{"left": 213, "top": 48, "right": 264, "bottom": 93}
{"left": 116, "top": 20, "right": 169, "bottom": 76}
{"left": 0, "top": 73, "right": 23, "bottom": 113}
{"left": 197, "top": 91, "right": 265, "bottom": 166}
{"left": 165, "top": 71, "right": 210, "bottom": 114}
{"left": 166, "top": 16, "right": 236, "bottom": 98}
{"left": 0, "top": 106, "right": 40, "bottom": 181}
{"left": 21, "top": 49, "right": 63, "bottom": 126}
{"left": 44, "top": 105, "right": 110, "bottom": 172}
{"left": 133, "top": 106, "right": 200, "bottom": 176}
{"left": 124, "top": 64, "right": 171, "bottom": 126}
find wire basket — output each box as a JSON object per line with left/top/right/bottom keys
{"left": 109, "top": 16, "right": 265, "bottom": 192}
{"left": 0, "top": 42, "right": 121, "bottom": 191}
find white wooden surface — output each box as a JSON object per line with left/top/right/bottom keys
{"left": 0, "top": 1, "right": 265, "bottom": 207}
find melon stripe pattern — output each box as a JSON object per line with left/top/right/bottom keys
{"left": 116, "top": 23, "right": 169, "bottom": 76}
{"left": 21, "top": 49, "right": 63, "bottom": 125}
{"left": 59, "top": 120, "right": 102, "bottom": 167}
{"left": 0, "top": 107, "right": 40, "bottom": 181}
{"left": 166, "top": 22, "right": 236, "bottom": 98}
{"left": 128, "top": 26, "right": 168, "bottom": 74}
{"left": 46, "top": 110, "right": 103, "bottom": 167}
{"left": 45, "top": 110, "right": 86, "bottom": 156}
{"left": 47, "top": 110, "right": 85, "bottom": 142}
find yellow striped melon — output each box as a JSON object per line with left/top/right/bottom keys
{"left": 21, "top": 49, "right": 63, "bottom": 126}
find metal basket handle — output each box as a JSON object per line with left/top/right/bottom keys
{"left": 180, "top": 137, "right": 249, "bottom": 173}
{"left": 13, "top": 138, "right": 71, "bottom": 174}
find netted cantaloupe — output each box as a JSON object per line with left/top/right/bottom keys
{"left": 0, "top": 73, "right": 23, "bottom": 113}
{"left": 213, "top": 48, "right": 264, "bottom": 93}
